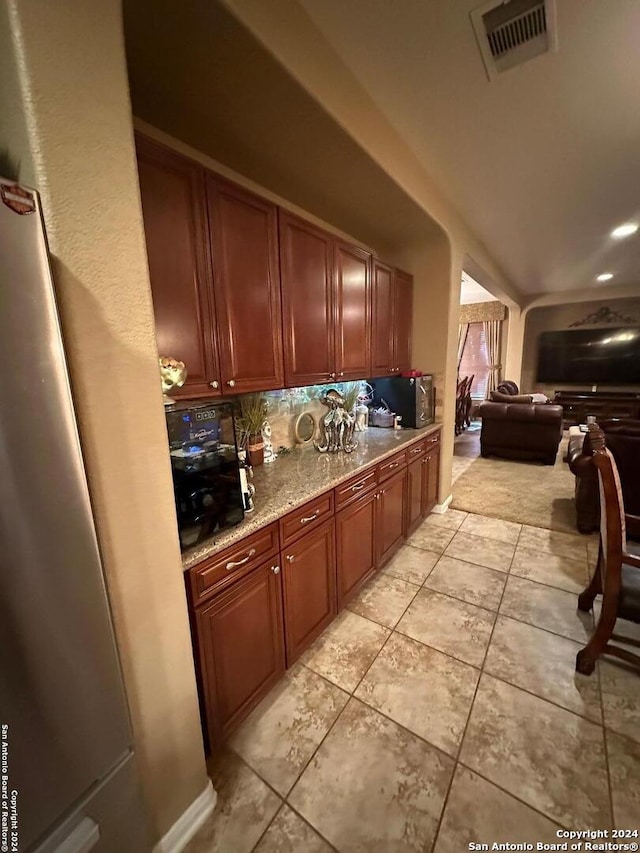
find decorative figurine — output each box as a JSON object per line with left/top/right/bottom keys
{"left": 355, "top": 402, "right": 369, "bottom": 432}
{"left": 262, "top": 419, "right": 277, "bottom": 463}
{"left": 159, "top": 356, "right": 187, "bottom": 405}
{"left": 314, "top": 389, "right": 358, "bottom": 454}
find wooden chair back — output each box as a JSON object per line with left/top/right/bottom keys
{"left": 594, "top": 448, "right": 626, "bottom": 602}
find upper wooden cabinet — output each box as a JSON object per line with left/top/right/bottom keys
{"left": 393, "top": 268, "right": 414, "bottom": 374}
{"left": 280, "top": 212, "right": 373, "bottom": 387}
{"left": 371, "top": 261, "right": 414, "bottom": 378}
{"left": 136, "top": 134, "right": 413, "bottom": 395}
{"left": 279, "top": 212, "right": 335, "bottom": 387}
{"left": 334, "top": 241, "right": 371, "bottom": 380}
{"left": 136, "top": 135, "right": 219, "bottom": 398}
{"left": 206, "top": 176, "right": 284, "bottom": 394}
{"left": 371, "top": 259, "right": 394, "bottom": 376}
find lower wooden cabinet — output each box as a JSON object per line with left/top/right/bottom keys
{"left": 422, "top": 445, "right": 440, "bottom": 515}
{"left": 336, "top": 489, "right": 377, "bottom": 609}
{"left": 406, "top": 455, "right": 424, "bottom": 536}
{"left": 190, "top": 429, "right": 441, "bottom": 749}
{"left": 376, "top": 468, "right": 407, "bottom": 566}
{"left": 195, "top": 559, "right": 285, "bottom": 746}
{"left": 281, "top": 520, "right": 337, "bottom": 665}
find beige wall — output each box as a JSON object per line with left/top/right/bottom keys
{"left": 1, "top": 0, "right": 208, "bottom": 844}
{"left": 522, "top": 296, "right": 640, "bottom": 395}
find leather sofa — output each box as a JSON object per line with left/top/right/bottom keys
{"left": 478, "top": 381, "right": 563, "bottom": 465}
{"left": 568, "top": 419, "right": 640, "bottom": 537}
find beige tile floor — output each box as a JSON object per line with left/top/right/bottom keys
{"left": 186, "top": 512, "right": 640, "bottom": 853}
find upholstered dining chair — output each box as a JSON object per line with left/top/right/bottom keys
{"left": 576, "top": 446, "right": 640, "bottom": 675}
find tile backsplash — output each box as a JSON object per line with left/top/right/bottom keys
{"left": 261, "top": 383, "right": 369, "bottom": 451}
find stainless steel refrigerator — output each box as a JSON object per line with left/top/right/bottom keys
{"left": 0, "top": 179, "right": 151, "bottom": 851}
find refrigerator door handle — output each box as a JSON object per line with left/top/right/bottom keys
{"left": 52, "top": 817, "right": 100, "bottom": 853}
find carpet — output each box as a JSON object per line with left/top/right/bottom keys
{"left": 450, "top": 434, "right": 578, "bottom": 533}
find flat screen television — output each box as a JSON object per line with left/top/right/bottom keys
{"left": 536, "top": 327, "right": 640, "bottom": 384}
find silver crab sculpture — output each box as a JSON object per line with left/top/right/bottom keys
{"left": 314, "top": 389, "right": 358, "bottom": 454}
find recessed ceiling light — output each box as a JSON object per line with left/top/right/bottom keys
{"left": 596, "top": 273, "right": 614, "bottom": 282}
{"left": 611, "top": 223, "right": 638, "bottom": 239}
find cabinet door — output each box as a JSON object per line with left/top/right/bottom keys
{"left": 196, "top": 560, "right": 285, "bottom": 745}
{"left": 371, "top": 259, "right": 394, "bottom": 377}
{"left": 281, "top": 520, "right": 336, "bottom": 665}
{"left": 280, "top": 212, "right": 335, "bottom": 386}
{"left": 393, "top": 268, "right": 414, "bottom": 373}
{"left": 336, "top": 490, "right": 377, "bottom": 609}
{"left": 135, "top": 135, "right": 219, "bottom": 398}
{"left": 422, "top": 447, "right": 440, "bottom": 516}
{"left": 207, "top": 176, "right": 284, "bottom": 394}
{"left": 406, "top": 457, "right": 424, "bottom": 537}
{"left": 334, "top": 242, "right": 371, "bottom": 380}
{"left": 376, "top": 468, "right": 407, "bottom": 567}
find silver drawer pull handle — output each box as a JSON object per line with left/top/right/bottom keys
{"left": 388, "top": 462, "right": 399, "bottom": 469}
{"left": 225, "top": 548, "right": 256, "bottom": 570}
{"left": 351, "top": 483, "right": 365, "bottom": 491}
{"left": 411, "top": 447, "right": 422, "bottom": 454}
{"left": 300, "top": 512, "right": 319, "bottom": 524}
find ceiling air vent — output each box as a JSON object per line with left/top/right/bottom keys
{"left": 471, "top": 0, "right": 557, "bottom": 80}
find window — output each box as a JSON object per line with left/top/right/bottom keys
{"left": 459, "top": 323, "right": 490, "bottom": 398}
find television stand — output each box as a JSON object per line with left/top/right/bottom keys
{"left": 553, "top": 390, "right": 640, "bottom": 426}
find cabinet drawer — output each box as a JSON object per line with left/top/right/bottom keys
{"left": 424, "top": 431, "right": 440, "bottom": 452}
{"left": 406, "top": 440, "right": 426, "bottom": 459}
{"left": 189, "top": 523, "right": 279, "bottom": 605}
{"left": 378, "top": 449, "right": 407, "bottom": 482}
{"left": 280, "top": 491, "right": 334, "bottom": 548}
{"left": 334, "top": 466, "right": 378, "bottom": 510}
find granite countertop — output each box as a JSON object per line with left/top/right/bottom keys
{"left": 182, "top": 423, "right": 442, "bottom": 570}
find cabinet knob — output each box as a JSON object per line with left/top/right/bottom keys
{"left": 375, "top": 492, "right": 380, "bottom": 500}
{"left": 227, "top": 379, "right": 236, "bottom": 388}
{"left": 210, "top": 380, "right": 219, "bottom": 389}
{"left": 271, "top": 565, "right": 281, "bottom": 574}
{"left": 338, "top": 372, "right": 344, "bottom": 378}
{"left": 286, "top": 554, "right": 295, "bottom": 563}
{"left": 329, "top": 372, "right": 336, "bottom": 380}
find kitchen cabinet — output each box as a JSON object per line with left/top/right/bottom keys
{"left": 334, "top": 241, "right": 371, "bottom": 380}
{"left": 279, "top": 212, "right": 335, "bottom": 387}
{"left": 335, "top": 489, "right": 377, "bottom": 609}
{"left": 136, "top": 135, "right": 219, "bottom": 398}
{"left": 405, "top": 439, "right": 427, "bottom": 535}
{"left": 376, "top": 468, "right": 407, "bottom": 566}
{"left": 195, "top": 558, "right": 285, "bottom": 745}
{"left": 206, "top": 176, "right": 284, "bottom": 394}
{"left": 280, "top": 212, "right": 372, "bottom": 386}
{"left": 371, "top": 259, "right": 394, "bottom": 376}
{"left": 371, "top": 262, "right": 414, "bottom": 377}
{"left": 393, "top": 268, "right": 414, "bottom": 373}
{"left": 281, "top": 520, "right": 336, "bottom": 664}
{"left": 187, "top": 428, "right": 440, "bottom": 749}
{"left": 422, "top": 436, "right": 441, "bottom": 515}
{"left": 137, "top": 135, "right": 413, "bottom": 396}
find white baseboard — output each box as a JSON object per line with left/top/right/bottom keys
{"left": 153, "top": 780, "right": 216, "bottom": 853}
{"left": 431, "top": 494, "right": 453, "bottom": 514}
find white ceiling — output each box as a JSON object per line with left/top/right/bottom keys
{"left": 296, "top": 0, "right": 640, "bottom": 296}
{"left": 460, "top": 271, "right": 496, "bottom": 304}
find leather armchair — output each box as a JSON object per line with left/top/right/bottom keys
{"left": 569, "top": 419, "right": 640, "bottom": 537}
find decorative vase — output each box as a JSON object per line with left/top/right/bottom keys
{"left": 247, "top": 434, "right": 264, "bottom": 467}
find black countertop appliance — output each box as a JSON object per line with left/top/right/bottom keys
{"left": 371, "top": 375, "right": 435, "bottom": 428}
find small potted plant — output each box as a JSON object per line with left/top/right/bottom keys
{"left": 236, "top": 393, "right": 269, "bottom": 466}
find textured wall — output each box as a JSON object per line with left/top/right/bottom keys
{"left": 2, "top": 0, "right": 209, "bottom": 843}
